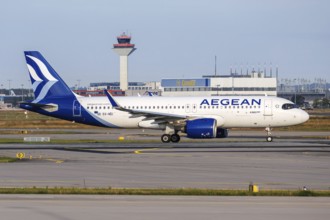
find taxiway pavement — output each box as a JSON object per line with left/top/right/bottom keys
{"left": 0, "top": 195, "right": 329, "bottom": 220}
{"left": 0, "top": 130, "right": 329, "bottom": 189}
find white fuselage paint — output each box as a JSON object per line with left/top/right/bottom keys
{"left": 76, "top": 96, "right": 309, "bottom": 129}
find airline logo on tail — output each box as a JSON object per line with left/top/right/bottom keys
{"left": 26, "top": 54, "right": 58, "bottom": 103}
{"left": 24, "top": 51, "right": 74, "bottom": 103}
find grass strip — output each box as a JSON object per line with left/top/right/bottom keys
{"left": 0, "top": 187, "right": 329, "bottom": 197}
{"left": 0, "top": 157, "right": 18, "bottom": 163}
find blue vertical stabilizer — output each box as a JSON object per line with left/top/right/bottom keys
{"left": 24, "top": 51, "right": 74, "bottom": 103}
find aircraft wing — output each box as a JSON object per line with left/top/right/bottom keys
{"left": 104, "top": 90, "right": 225, "bottom": 126}
{"left": 104, "top": 90, "right": 190, "bottom": 123}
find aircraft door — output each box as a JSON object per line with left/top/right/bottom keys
{"left": 264, "top": 99, "right": 273, "bottom": 116}
{"left": 73, "top": 100, "right": 81, "bottom": 117}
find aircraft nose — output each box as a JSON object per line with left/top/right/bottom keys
{"left": 300, "top": 110, "right": 309, "bottom": 123}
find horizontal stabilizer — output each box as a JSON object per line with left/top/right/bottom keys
{"left": 20, "top": 102, "right": 58, "bottom": 112}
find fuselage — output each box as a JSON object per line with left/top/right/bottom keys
{"left": 68, "top": 95, "right": 309, "bottom": 129}
{"left": 21, "top": 51, "right": 310, "bottom": 143}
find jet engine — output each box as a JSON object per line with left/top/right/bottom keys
{"left": 185, "top": 118, "right": 217, "bottom": 138}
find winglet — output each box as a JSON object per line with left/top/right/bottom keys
{"left": 104, "top": 90, "right": 120, "bottom": 107}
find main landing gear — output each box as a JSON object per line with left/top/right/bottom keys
{"left": 161, "top": 134, "right": 181, "bottom": 143}
{"left": 265, "top": 127, "right": 273, "bottom": 142}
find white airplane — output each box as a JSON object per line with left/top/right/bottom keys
{"left": 20, "top": 51, "right": 309, "bottom": 143}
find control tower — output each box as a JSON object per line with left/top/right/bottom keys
{"left": 113, "top": 33, "right": 136, "bottom": 91}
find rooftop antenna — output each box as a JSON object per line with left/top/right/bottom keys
{"left": 240, "top": 63, "right": 243, "bottom": 75}
{"left": 214, "top": 55, "right": 217, "bottom": 76}
{"left": 234, "top": 62, "right": 237, "bottom": 75}
{"left": 246, "top": 62, "right": 249, "bottom": 75}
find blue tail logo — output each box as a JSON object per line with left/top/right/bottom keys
{"left": 24, "top": 51, "right": 74, "bottom": 103}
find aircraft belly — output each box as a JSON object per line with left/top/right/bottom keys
{"left": 223, "top": 115, "right": 270, "bottom": 127}
{"left": 105, "top": 115, "right": 141, "bottom": 128}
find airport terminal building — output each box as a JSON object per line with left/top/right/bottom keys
{"left": 161, "top": 71, "right": 277, "bottom": 96}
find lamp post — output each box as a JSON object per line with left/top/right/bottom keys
{"left": 21, "top": 84, "right": 24, "bottom": 101}
{"left": 216, "top": 84, "right": 220, "bottom": 96}
{"left": 8, "top": 80, "right": 11, "bottom": 95}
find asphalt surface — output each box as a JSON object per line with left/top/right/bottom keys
{"left": 1, "top": 129, "right": 330, "bottom": 219}
{"left": 0, "top": 130, "right": 329, "bottom": 189}
{"left": 0, "top": 195, "right": 329, "bottom": 220}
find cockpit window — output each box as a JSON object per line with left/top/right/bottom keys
{"left": 282, "top": 103, "right": 298, "bottom": 110}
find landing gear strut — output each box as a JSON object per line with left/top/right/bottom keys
{"left": 161, "top": 125, "right": 181, "bottom": 143}
{"left": 265, "top": 127, "right": 273, "bottom": 142}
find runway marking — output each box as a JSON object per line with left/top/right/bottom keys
{"left": 134, "top": 148, "right": 159, "bottom": 154}
{"left": 44, "top": 158, "right": 64, "bottom": 164}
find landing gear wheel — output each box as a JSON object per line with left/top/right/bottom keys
{"left": 161, "top": 134, "right": 171, "bottom": 143}
{"left": 170, "top": 134, "right": 180, "bottom": 143}
{"left": 265, "top": 127, "right": 273, "bottom": 142}
{"left": 266, "top": 136, "right": 273, "bottom": 142}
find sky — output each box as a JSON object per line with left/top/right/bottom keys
{"left": 1, "top": 0, "right": 329, "bottom": 89}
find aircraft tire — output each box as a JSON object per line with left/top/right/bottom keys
{"left": 161, "top": 134, "right": 171, "bottom": 143}
{"left": 170, "top": 134, "right": 180, "bottom": 143}
{"left": 266, "top": 136, "right": 273, "bottom": 142}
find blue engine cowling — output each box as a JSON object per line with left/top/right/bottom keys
{"left": 185, "top": 118, "right": 217, "bottom": 138}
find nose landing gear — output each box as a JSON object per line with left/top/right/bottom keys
{"left": 265, "top": 127, "right": 273, "bottom": 142}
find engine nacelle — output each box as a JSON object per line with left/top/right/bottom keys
{"left": 185, "top": 118, "right": 217, "bottom": 138}
{"left": 216, "top": 128, "right": 228, "bottom": 138}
